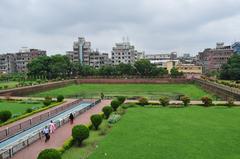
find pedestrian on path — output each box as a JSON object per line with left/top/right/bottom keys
{"left": 42, "top": 126, "right": 50, "bottom": 142}
{"left": 49, "top": 121, "right": 56, "bottom": 134}
{"left": 69, "top": 113, "right": 74, "bottom": 124}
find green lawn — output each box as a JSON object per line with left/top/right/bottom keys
{"left": 0, "top": 100, "right": 42, "bottom": 115}
{"left": 32, "top": 84, "right": 213, "bottom": 100}
{"left": 0, "top": 81, "right": 18, "bottom": 89}
{"left": 62, "top": 120, "right": 110, "bottom": 159}
{"left": 87, "top": 106, "right": 240, "bottom": 159}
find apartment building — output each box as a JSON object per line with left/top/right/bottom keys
{"left": 0, "top": 53, "right": 16, "bottom": 74}
{"left": 15, "top": 47, "right": 46, "bottom": 72}
{"left": 197, "top": 42, "right": 234, "bottom": 73}
{"left": 89, "top": 51, "right": 111, "bottom": 68}
{"left": 67, "top": 37, "right": 111, "bottom": 68}
{"left": 145, "top": 52, "right": 178, "bottom": 67}
{"left": 111, "top": 41, "right": 144, "bottom": 65}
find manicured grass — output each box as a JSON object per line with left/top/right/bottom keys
{"left": 0, "top": 81, "right": 18, "bottom": 89}
{"left": 0, "top": 100, "right": 42, "bottom": 115}
{"left": 88, "top": 106, "right": 240, "bottom": 159}
{"left": 32, "top": 84, "right": 214, "bottom": 100}
{"left": 62, "top": 120, "right": 111, "bottom": 159}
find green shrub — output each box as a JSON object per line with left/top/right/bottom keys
{"left": 111, "top": 100, "right": 121, "bottom": 111}
{"left": 57, "top": 95, "right": 64, "bottom": 102}
{"left": 159, "top": 97, "right": 170, "bottom": 107}
{"left": 43, "top": 100, "right": 51, "bottom": 107}
{"left": 90, "top": 114, "right": 103, "bottom": 130}
{"left": 37, "top": 148, "right": 61, "bottom": 159}
{"left": 72, "top": 125, "right": 89, "bottom": 146}
{"left": 25, "top": 108, "right": 33, "bottom": 113}
{"left": 227, "top": 98, "right": 235, "bottom": 107}
{"left": 45, "top": 96, "right": 52, "bottom": 101}
{"left": 180, "top": 96, "right": 190, "bottom": 107}
{"left": 36, "top": 79, "right": 42, "bottom": 84}
{"left": 108, "top": 114, "right": 121, "bottom": 124}
{"left": 100, "top": 92, "right": 104, "bottom": 99}
{"left": 138, "top": 97, "right": 148, "bottom": 106}
{"left": 0, "top": 110, "right": 12, "bottom": 122}
{"left": 3, "top": 85, "right": 8, "bottom": 89}
{"left": 201, "top": 96, "right": 213, "bottom": 107}
{"left": 102, "top": 106, "right": 113, "bottom": 119}
{"left": 117, "top": 107, "right": 126, "bottom": 115}
{"left": 117, "top": 96, "right": 126, "bottom": 104}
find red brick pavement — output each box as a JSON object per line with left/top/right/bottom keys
{"left": 12, "top": 100, "right": 111, "bottom": 159}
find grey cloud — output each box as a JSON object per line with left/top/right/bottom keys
{"left": 0, "top": 0, "right": 240, "bottom": 55}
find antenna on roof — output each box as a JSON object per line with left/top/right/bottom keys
{"left": 122, "top": 37, "right": 125, "bottom": 43}
{"left": 126, "top": 36, "right": 130, "bottom": 43}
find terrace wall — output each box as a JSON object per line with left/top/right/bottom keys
{"left": 76, "top": 77, "right": 190, "bottom": 84}
{"left": 194, "top": 78, "right": 240, "bottom": 100}
{"left": 0, "top": 80, "right": 75, "bottom": 96}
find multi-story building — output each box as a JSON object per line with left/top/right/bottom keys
{"left": 111, "top": 41, "right": 144, "bottom": 65}
{"left": 197, "top": 42, "right": 234, "bottom": 73}
{"left": 15, "top": 47, "right": 46, "bottom": 72}
{"left": 67, "top": 37, "right": 111, "bottom": 68}
{"left": 176, "top": 64, "right": 202, "bottom": 74}
{"left": 67, "top": 37, "right": 91, "bottom": 65}
{"left": 89, "top": 51, "right": 111, "bottom": 68}
{"left": 145, "top": 52, "right": 178, "bottom": 68}
{"left": 232, "top": 42, "right": 240, "bottom": 54}
{"left": 0, "top": 53, "right": 16, "bottom": 74}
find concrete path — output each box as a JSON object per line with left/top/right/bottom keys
{"left": 11, "top": 100, "right": 111, "bottom": 159}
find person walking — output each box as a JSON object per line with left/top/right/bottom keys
{"left": 69, "top": 113, "right": 74, "bottom": 124}
{"left": 49, "top": 120, "right": 56, "bottom": 134}
{"left": 42, "top": 126, "right": 50, "bottom": 142}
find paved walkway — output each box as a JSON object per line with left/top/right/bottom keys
{"left": 11, "top": 100, "right": 111, "bottom": 159}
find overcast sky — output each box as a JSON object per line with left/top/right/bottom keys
{"left": 0, "top": 0, "right": 240, "bottom": 56}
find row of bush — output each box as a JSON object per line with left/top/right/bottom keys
{"left": 43, "top": 95, "right": 64, "bottom": 106}
{"left": 37, "top": 97, "right": 126, "bottom": 159}
{"left": 201, "top": 76, "right": 240, "bottom": 89}
{"left": 137, "top": 96, "right": 235, "bottom": 107}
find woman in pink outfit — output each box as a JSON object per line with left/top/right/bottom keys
{"left": 49, "top": 121, "right": 56, "bottom": 133}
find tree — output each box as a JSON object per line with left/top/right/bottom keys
{"left": 37, "top": 149, "right": 61, "bottom": 159}
{"left": 220, "top": 54, "right": 240, "bottom": 80}
{"left": 116, "top": 63, "right": 135, "bottom": 76}
{"left": 102, "top": 106, "right": 113, "bottom": 119}
{"left": 170, "top": 67, "right": 183, "bottom": 78}
{"left": 72, "top": 125, "right": 89, "bottom": 146}
{"left": 90, "top": 114, "right": 103, "bottom": 130}
{"left": 134, "top": 59, "right": 155, "bottom": 76}
{"left": 111, "top": 100, "right": 121, "bottom": 111}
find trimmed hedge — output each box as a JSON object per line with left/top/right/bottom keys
{"left": 159, "top": 97, "right": 170, "bottom": 107}
{"left": 0, "top": 101, "right": 64, "bottom": 127}
{"left": 180, "top": 96, "right": 190, "bottom": 107}
{"left": 117, "top": 96, "right": 126, "bottom": 104}
{"left": 111, "top": 100, "right": 121, "bottom": 111}
{"left": 72, "top": 125, "right": 89, "bottom": 146}
{"left": 102, "top": 106, "right": 113, "bottom": 119}
{"left": 201, "top": 96, "right": 213, "bottom": 107}
{"left": 37, "top": 148, "right": 61, "bottom": 159}
{"left": 57, "top": 95, "right": 64, "bottom": 102}
{"left": 90, "top": 114, "right": 103, "bottom": 130}
{"left": 0, "top": 110, "right": 12, "bottom": 122}
{"left": 138, "top": 97, "right": 148, "bottom": 106}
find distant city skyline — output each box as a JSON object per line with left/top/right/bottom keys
{"left": 0, "top": 0, "right": 240, "bottom": 55}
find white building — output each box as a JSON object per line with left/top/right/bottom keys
{"left": 111, "top": 41, "right": 144, "bottom": 65}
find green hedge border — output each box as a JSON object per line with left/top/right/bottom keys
{"left": 0, "top": 101, "right": 65, "bottom": 127}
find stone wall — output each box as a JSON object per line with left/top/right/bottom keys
{"left": 194, "top": 78, "right": 240, "bottom": 100}
{"left": 0, "top": 80, "right": 75, "bottom": 96}
{"left": 76, "top": 78, "right": 190, "bottom": 84}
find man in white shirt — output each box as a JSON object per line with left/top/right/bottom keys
{"left": 42, "top": 126, "right": 50, "bottom": 142}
